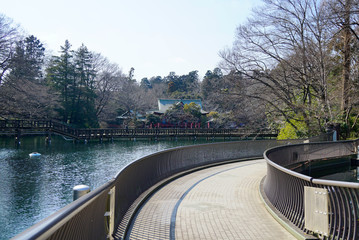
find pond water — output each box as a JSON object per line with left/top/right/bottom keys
{"left": 0, "top": 135, "right": 216, "bottom": 240}
{"left": 288, "top": 155, "right": 359, "bottom": 183}
{"left": 317, "top": 166, "right": 359, "bottom": 182}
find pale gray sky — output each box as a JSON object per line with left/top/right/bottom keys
{"left": 2, "top": 0, "right": 262, "bottom": 80}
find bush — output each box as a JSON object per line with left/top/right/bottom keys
{"left": 207, "top": 111, "right": 219, "bottom": 119}
{"left": 277, "top": 118, "right": 308, "bottom": 140}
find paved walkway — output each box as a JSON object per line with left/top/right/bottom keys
{"left": 126, "top": 159, "right": 296, "bottom": 240}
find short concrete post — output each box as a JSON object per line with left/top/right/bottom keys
{"left": 73, "top": 185, "right": 90, "bottom": 201}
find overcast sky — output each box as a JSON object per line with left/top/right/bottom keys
{"left": 2, "top": 0, "right": 262, "bottom": 80}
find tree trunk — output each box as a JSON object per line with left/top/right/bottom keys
{"left": 341, "top": 0, "right": 351, "bottom": 125}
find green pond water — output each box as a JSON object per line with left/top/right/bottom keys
{"left": 0, "top": 135, "right": 217, "bottom": 240}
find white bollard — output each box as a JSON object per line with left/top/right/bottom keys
{"left": 73, "top": 185, "right": 90, "bottom": 201}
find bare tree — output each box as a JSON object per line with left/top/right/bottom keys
{"left": 92, "top": 53, "right": 126, "bottom": 120}
{"left": 116, "top": 79, "right": 156, "bottom": 115}
{"left": 0, "top": 16, "right": 55, "bottom": 119}
{"left": 0, "top": 77, "right": 57, "bottom": 118}
{"left": 0, "top": 14, "right": 18, "bottom": 85}
{"left": 220, "top": 0, "right": 337, "bottom": 135}
{"left": 326, "top": 0, "right": 359, "bottom": 129}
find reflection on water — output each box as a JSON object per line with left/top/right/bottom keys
{"left": 288, "top": 155, "right": 359, "bottom": 183}
{"left": 0, "top": 135, "right": 214, "bottom": 239}
{"left": 317, "top": 165, "right": 359, "bottom": 183}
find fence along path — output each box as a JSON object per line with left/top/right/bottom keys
{"left": 0, "top": 119, "right": 277, "bottom": 140}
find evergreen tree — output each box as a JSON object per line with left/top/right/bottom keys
{"left": 24, "top": 35, "right": 45, "bottom": 81}
{"left": 73, "top": 44, "right": 98, "bottom": 127}
{"left": 7, "top": 35, "right": 45, "bottom": 82}
{"left": 140, "top": 77, "right": 152, "bottom": 89}
{"left": 46, "top": 41, "right": 99, "bottom": 127}
{"left": 46, "top": 40, "right": 75, "bottom": 123}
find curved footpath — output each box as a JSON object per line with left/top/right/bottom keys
{"left": 124, "top": 159, "right": 296, "bottom": 240}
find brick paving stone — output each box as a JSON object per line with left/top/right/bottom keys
{"left": 126, "top": 159, "right": 296, "bottom": 240}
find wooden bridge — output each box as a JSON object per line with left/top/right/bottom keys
{"left": 0, "top": 119, "right": 277, "bottom": 141}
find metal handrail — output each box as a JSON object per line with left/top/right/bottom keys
{"left": 263, "top": 139, "right": 359, "bottom": 239}
{"left": 13, "top": 180, "right": 115, "bottom": 240}
{"left": 311, "top": 178, "right": 359, "bottom": 188}
{"left": 266, "top": 159, "right": 313, "bottom": 181}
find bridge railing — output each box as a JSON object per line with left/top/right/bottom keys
{"left": 0, "top": 119, "right": 278, "bottom": 139}
{"left": 263, "top": 139, "right": 359, "bottom": 239}
{"left": 0, "top": 119, "right": 52, "bottom": 129}
{"left": 13, "top": 137, "right": 309, "bottom": 240}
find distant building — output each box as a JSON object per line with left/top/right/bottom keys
{"left": 150, "top": 99, "right": 208, "bottom": 115}
{"left": 116, "top": 110, "right": 145, "bottom": 125}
